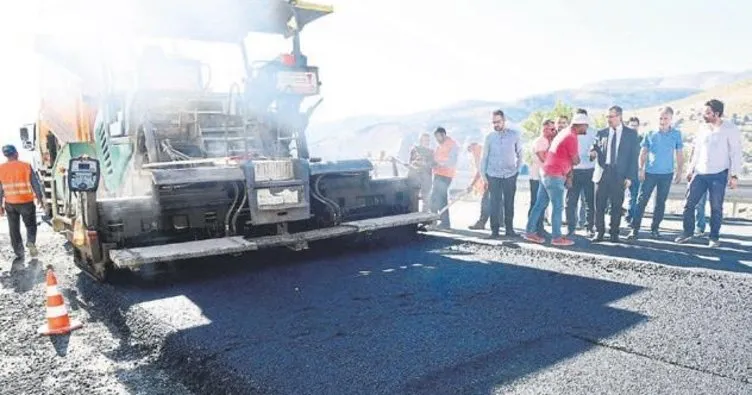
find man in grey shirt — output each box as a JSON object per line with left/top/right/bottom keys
{"left": 479, "top": 109, "right": 523, "bottom": 238}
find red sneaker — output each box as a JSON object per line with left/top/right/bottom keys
{"left": 551, "top": 237, "right": 575, "bottom": 246}
{"left": 522, "top": 233, "right": 545, "bottom": 244}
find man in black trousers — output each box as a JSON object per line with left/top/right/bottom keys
{"left": 589, "top": 105, "right": 639, "bottom": 242}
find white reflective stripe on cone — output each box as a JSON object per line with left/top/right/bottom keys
{"left": 46, "top": 285, "right": 61, "bottom": 297}
{"left": 46, "top": 304, "right": 69, "bottom": 318}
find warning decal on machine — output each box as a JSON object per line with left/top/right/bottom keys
{"left": 276, "top": 71, "right": 319, "bottom": 95}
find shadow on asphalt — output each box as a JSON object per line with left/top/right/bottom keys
{"left": 447, "top": 224, "right": 752, "bottom": 274}
{"left": 0, "top": 258, "right": 45, "bottom": 294}
{"left": 76, "top": 234, "right": 648, "bottom": 395}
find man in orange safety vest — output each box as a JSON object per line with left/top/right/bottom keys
{"left": 431, "top": 127, "right": 459, "bottom": 228}
{"left": 0, "top": 145, "right": 45, "bottom": 260}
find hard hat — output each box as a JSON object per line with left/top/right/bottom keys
{"left": 2, "top": 144, "right": 17, "bottom": 157}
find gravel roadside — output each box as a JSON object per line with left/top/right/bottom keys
{"left": 0, "top": 217, "right": 193, "bottom": 395}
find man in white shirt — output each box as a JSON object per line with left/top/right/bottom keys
{"left": 675, "top": 99, "right": 743, "bottom": 247}
{"left": 565, "top": 108, "right": 597, "bottom": 238}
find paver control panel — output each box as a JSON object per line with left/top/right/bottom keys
{"left": 68, "top": 156, "right": 100, "bottom": 192}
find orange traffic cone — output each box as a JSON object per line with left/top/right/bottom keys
{"left": 37, "top": 266, "right": 83, "bottom": 336}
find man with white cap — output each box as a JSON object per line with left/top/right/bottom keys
{"left": 523, "top": 112, "right": 588, "bottom": 246}
{"left": 566, "top": 108, "right": 597, "bottom": 239}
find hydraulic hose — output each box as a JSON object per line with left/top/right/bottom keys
{"left": 312, "top": 174, "right": 342, "bottom": 225}
{"left": 231, "top": 185, "right": 248, "bottom": 235}
{"left": 224, "top": 182, "right": 241, "bottom": 236}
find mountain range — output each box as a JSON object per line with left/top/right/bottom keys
{"left": 307, "top": 69, "right": 752, "bottom": 165}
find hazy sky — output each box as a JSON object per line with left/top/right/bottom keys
{"left": 0, "top": 0, "right": 749, "bottom": 145}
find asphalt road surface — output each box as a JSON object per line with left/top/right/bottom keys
{"left": 1, "top": 210, "right": 751, "bottom": 394}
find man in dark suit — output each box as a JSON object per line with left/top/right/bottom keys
{"left": 589, "top": 105, "right": 639, "bottom": 242}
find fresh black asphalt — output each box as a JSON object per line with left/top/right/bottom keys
{"left": 93, "top": 234, "right": 751, "bottom": 394}
{"left": 3, "top": 217, "right": 750, "bottom": 394}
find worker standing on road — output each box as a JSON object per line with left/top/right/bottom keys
{"left": 527, "top": 119, "right": 557, "bottom": 237}
{"left": 407, "top": 133, "right": 435, "bottom": 213}
{"left": 675, "top": 99, "right": 743, "bottom": 248}
{"left": 589, "top": 105, "right": 640, "bottom": 243}
{"left": 685, "top": 143, "right": 711, "bottom": 237}
{"left": 565, "top": 108, "right": 597, "bottom": 239}
{"left": 466, "top": 142, "right": 503, "bottom": 230}
{"left": 0, "top": 145, "right": 45, "bottom": 260}
{"left": 431, "top": 127, "right": 459, "bottom": 229}
{"left": 479, "top": 110, "right": 523, "bottom": 238}
{"left": 627, "top": 107, "right": 684, "bottom": 240}
{"left": 523, "top": 113, "right": 587, "bottom": 246}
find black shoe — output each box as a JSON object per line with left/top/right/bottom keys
{"left": 505, "top": 228, "right": 518, "bottom": 238}
{"left": 626, "top": 230, "right": 639, "bottom": 240}
{"left": 586, "top": 229, "right": 596, "bottom": 239}
{"left": 590, "top": 233, "right": 605, "bottom": 242}
{"left": 468, "top": 222, "right": 485, "bottom": 230}
{"left": 610, "top": 234, "right": 620, "bottom": 243}
{"left": 650, "top": 229, "right": 660, "bottom": 239}
{"left": 487, "top": 232, "right": 501, "bottom": 239}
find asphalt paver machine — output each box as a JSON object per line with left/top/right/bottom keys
{"left": 19, "top": 0, "right": 437, "bottom": 281}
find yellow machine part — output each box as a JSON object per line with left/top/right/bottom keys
{"left": 72, "top": 213, "right": 88, "bottom": 247}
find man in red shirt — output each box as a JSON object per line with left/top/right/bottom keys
{"left": 523, "top": 113, "right": 588, "bottom": 246}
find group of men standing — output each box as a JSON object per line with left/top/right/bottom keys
{"left": 405, "top": 127, "right": 460, "bottom": 229}
{"left": 409, "top": 98, "right": 743, "bottom": 248}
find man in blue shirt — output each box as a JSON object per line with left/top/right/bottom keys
{"left": 628, "top": 107, "right": 684, "bottom": 239}
{"left": 479, "top": 109, "right": 523, "bottom": 238}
